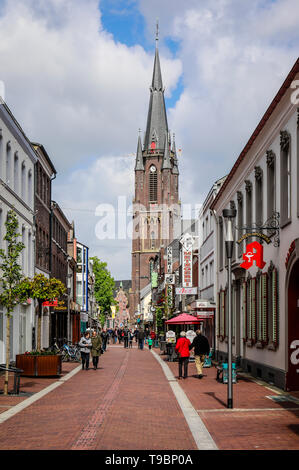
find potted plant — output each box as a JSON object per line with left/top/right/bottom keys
{"left": 15, "top": 274, "right": 66, "bottom": 377}
{"left": 16, "top": 349, "right": 62, "bottom": 377}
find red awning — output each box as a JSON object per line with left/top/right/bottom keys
{"left": 165, "top": 313, "right": 201, "bottom": 325}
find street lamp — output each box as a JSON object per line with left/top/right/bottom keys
{"left": 222, "top": 208, "right": 236, "bottom": 409}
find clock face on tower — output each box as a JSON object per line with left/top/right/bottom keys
{"left": 150, "top": 165, "right": 156, "bottom": 173}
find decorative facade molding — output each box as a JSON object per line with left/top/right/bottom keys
{"left": 254, "top": 166, "right": 263, "bottom": 180}
{"left": 245, "top": 180, "right": 252, "bottom": 192}
{"left": 266, "top": 150, "right": 275, "bottom": 167}
{"left": 280, "top": 130, "right": 290, "bottom": 151}
{"left": 237, "top": 190, "right": 243, "bottom": 203}
{"left": 230, "top": 200, "right": 236, "bottom": 211}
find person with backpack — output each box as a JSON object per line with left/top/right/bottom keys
{"left": 175, "top": 331, "right": 191, "bottom": 379}
{"left": 189, "top": 329, "right": 210, "bottom": 379}
{"left": 147, "top": 336, "right": 153, "bottom": 350}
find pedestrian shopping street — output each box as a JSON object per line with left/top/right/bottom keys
{"left": 0, "top": 343, "right": 298, "bottom": 451}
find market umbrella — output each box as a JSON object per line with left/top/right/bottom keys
{"left": 165, "top": 313, "right": 201, "bottom": 324}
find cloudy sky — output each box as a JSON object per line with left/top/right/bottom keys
{"left": 0, "top": 0, "right": 298, "bottom": 280}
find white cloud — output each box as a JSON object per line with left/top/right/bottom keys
{"left": 1, "top": 0, "right": 299, "bottom": 279}
{"left": 0, "top": 0, "right": 182, "bottom": 278}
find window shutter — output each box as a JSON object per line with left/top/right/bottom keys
{"left": 242, "top": 281, "right": 247, "bottom": 341}
{"left": 250, "top": 278, "right": 256, "bottom": 342}
{"left": 261, "top": 273, "right": 268, "bottom": 343}
{"left": 272, "top": 269, "right": 279, "bottom": 346}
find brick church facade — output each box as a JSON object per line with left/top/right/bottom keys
{"left": 130, "top": 36, "right": 180, "bottom": 317}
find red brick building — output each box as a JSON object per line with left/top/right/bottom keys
{"left": 130, "top": 37, "right": 180, "bottom": 318}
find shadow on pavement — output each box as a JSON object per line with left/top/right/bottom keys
{"left": 204, "top": 391, "right": 226, "bottom": 408}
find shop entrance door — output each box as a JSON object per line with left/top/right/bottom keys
{"left": 287, "top": 258, "right": 299, "bottom": 391}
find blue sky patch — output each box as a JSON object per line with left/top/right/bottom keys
{"left": 100, "top": 0, "right": 147, "bottom": 48}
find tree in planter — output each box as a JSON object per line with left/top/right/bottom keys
{"left": 0, "top": 210, "right": 28, "bottom": 395}
{"left": 91, "top": 257, "right": 116, "bottom": 327}
{"left": 21, "top": 274, "right": 66, "bottom": 351}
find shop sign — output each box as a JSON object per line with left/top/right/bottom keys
{"left": 167, "top": 285, "right": 173, "bottom": 308}
{"left": 182, "top": 248, "right": 192, "bottom": 287}
{"left": 167, "top": 246, "right": 173, "bottom": 273}
{"left": 176, "top": 287, "right": 197, "bottom": 295}
{"left": 80, "top": 312, "right": 88, "bottom": 322}
{"left": 237, "top": 232, "right": 271, "bottom": 244}
{"left": 166, "top": 330, "right": 176, "bottom": 343}
{"left": 151, "top": 271, "right": 158, "bottom": 288}
{"left": 165, "top": 274, "right": 175, "bottom": 285}
{"left": 240, "top": 241, "right": 266, "bottom": 270}
{"left": 42, "top": 298, "right": 58, "bottom": 307}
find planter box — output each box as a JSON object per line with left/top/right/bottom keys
{"left": 16, "top": 354, "right": 62, "bottom": 377}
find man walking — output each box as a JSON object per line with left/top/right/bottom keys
{"left": 123, "top": 327, "right": 129, "bottom": 348}
{"left": 137, "top": 328, "right": 145, "bottom": 350}
{"left": 101, "top": 328, "right": 108, "bottom": 352}
{"left": 189, "top": 329, "right": 210, "bottom": 379}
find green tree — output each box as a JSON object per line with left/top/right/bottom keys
{"left": 91, "top": 257, "right": 115, "bottom": 326}
{"left": 0, "top": 210, "right": 28, "bottom": 395}
{"left": 22, "top": 274, "right": 66, "bottom": 351}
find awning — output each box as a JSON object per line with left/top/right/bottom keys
{"left": 165, "top": 313, "right": 201, "bottom": 325}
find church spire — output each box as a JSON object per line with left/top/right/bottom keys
{"left": 135, "top": 131, "right": 144, "bottom": 171}
{"left": 144, "top": 22, "right": 168, "bottom": 151}
{"left": 172, "top": 133, "right": 179, "bottom": 175}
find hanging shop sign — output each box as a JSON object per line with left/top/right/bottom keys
{"left": 151, "top": 271, "right": 158, "bottom": 288}
{"left": 240, "top": 241, "right": 266, "bottom": 270}
{"left": 167, "top": 285, "right": 174, "bottom": 308}
{"left": 165, "top": 274, "right": 175, "bottom": 285}
{"left": 167, "top": 246, "right": 173, "bottom": 273}
{"left": 176, "top": 287, "right": 198, "bottom": 295}
{"left": 182, "top": 248, "right": 192, "bottom": 287}
{"left": 237, "top": 232, "right": 271, "bottom": 245}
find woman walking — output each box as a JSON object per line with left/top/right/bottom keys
{"left": 79, "top": 331, "right": 92, "bottom": 370}
{"left": 175, "top": 331, "right": 191, "bottom": 379}
{"left": 91, "top": 330, "right": 102, "bottom": 370}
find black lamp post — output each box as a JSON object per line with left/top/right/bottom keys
{"left": 222, "top": 208, "right": 237, "bottom": 409}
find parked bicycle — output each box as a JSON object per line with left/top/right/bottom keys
{"left": 61, "top": 341, "right": 81, "bottom": 362}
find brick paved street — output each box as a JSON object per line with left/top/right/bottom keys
{"left": 0, "top": 344, "right": 298, "bottom": 450}
{"left": 0, "top": 344, "right": 197, "bottom": 450}
{"left": 166, "top": 355, "right": 299, "bottom": 450}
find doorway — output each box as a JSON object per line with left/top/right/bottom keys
{"left": 287, "top": 258, "right": 299, "bottom": 391}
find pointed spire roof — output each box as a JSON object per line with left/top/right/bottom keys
{"left": 144, "top": 25, "right": 168, "bottom": 150}
{"left": 172, "top": 133, "right": 179, "bottom": 175}
{"left": 135, "top": 133, "right": 144, "bottom": 171}
{"left": 162, "top": 131, "right": 172, "bottom": 170}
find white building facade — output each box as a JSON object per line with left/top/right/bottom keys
{"left": 0, "top": 103, "right": 37, "bottom": 363}
{"left": 211, "top": 59, "right": 299, "bottom": 391}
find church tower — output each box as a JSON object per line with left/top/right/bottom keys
{"left": 130, "top": 27, "right": 180, "bottom": 318}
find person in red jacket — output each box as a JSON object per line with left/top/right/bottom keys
{"left": 175, "top": 331, "right": 191, "bottom": 379}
